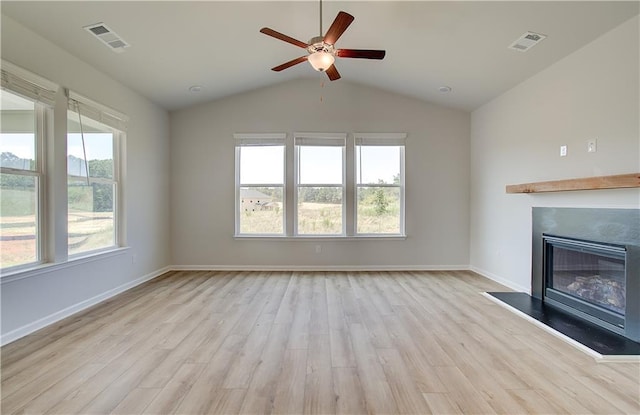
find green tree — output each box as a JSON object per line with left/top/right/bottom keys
{"left": 373, "top": 189, "right": 389, "bottom": 215}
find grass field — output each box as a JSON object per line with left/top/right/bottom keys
{"left": 240, "top": 201, "right": 400, "bottom": 235}
{"left": 1, "top": 187, "right": 114, "bottom": 268}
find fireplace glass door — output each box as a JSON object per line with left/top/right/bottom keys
{"left": 544, "top": 235, "right": 626, "bottom": 329}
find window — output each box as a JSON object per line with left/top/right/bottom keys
{"left": 67, "top": 92, "right": 125, "bottom": 256}
{"left": 355, "top": 133, "right": 405, "bottom": 235}
{"left": 295, "top": 134, "right": 346, "bottom": 235}
{"left": 233, "top": 132, "right": 404, "bottom": 238}
{"left": 0, "top": 64, "right": 55, "bottom": 271}
{"left": 0, "top": 91, "right": 43, "bottom": 269}
{"left": 1, "top": 62, "right": 128, "bottom": 275}
{"left": 235, "top": 134, "right": 285, "bottom": 235}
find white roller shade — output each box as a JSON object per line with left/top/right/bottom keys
{"left": 67, "top": 90, "right": 128, "bottom": 132}
{"left": 354, "top": 133, "right": 407, "bottom": 146}
{"left": 234, "top": 133, "right": 286, "bottom": 146}
{"left": 1, "top": 60, "right": 57, "bottom": 107}
{"left": 294, "top": 132, "right": 346, "bottom": 147}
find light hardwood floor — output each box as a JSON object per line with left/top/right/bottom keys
{"left": 2, "top": 270, "right": 639, "bottom": 414}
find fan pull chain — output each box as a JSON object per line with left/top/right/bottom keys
{"left": 320, "top": 80, "right": 325, "bottom": 103}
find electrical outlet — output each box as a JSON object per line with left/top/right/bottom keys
{"left": 587, "top": 138, "right": 597, "bottom": 153}
{"left": 560, "top": 145, "right": 567, "bottom": 157}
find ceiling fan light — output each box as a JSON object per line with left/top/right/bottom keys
{"left": 308, "top": 51, "right": 335, "bottom": 72}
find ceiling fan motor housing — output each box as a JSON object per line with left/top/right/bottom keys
{"left": 307, "top": 36, "right": 336, "bottom": 56}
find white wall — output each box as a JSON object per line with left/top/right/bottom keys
{"left": 470, "top": 16, "right": 640, "bottom": 292}
{"left": 170, "top": 79, "right": 470, "bottom": 269}
{"left": 1, "top": 16, "right": 171, "bottom": 342}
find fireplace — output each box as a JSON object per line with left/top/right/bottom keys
{"left": 532, "top": 208, "right": 640, "bottom": 342}
{"left": 543, "top": 235, "right": 626, "bottom": 334}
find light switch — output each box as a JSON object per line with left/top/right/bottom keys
{"left": 560, "top": 145, "right": 567, "bottom": 157}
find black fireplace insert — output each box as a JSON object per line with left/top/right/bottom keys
{"left": 543, "top": 235, "right": 626, "bottom": 334}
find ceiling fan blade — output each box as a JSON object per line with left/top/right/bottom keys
{"left": 271, "top": 56, "right": 309, "bottom": 72}
{"left": 260, "top": 28, "right": 309, "bottom": 49}
{"left": 336, "top": 49, "right": 386, "bottom": 60}
{"left": 325, "top": 64, "right": 341, "bottom": 81}
{"left": 323, "top": 11, "right": 354, "bottom": 45}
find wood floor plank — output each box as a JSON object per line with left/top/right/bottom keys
{"left": 377, "top": 348, "right": 434, "bottom": 414}
{"left": 332, "top": 367, "right": 367, "bottom": 415}
{"left": 303, "top": 334, "right": 335, "bottom": 415}
{"left": 381, "top": 313, "right": 448, "bottom": 394}
{"left": 142, "top": 362, "right": 205, "bottom": 414}
{"left": 422, "top": 392, "right": 463, "bottom": 415}
{"left": 69, "top": 348, "right": 169, "bottom": 414}
{"left": 287, "top": 273, "right": 313, "bottom": 350}
{"left": 1, "top": 270, "right": 638, "bottom": 415}
{"left": 434, "top": 365, "right": 497, "bottom": 414}
{"left": 3, "top": 363, "right": 106, "bottom": 414}
{"left": 272, "top": 348, "right": 308, "bottom": 414}
{"left": 349, "top": 273, "right": 394, "bottom": 349}
{"left": 348, "top": 322, "right": 400, "bottom": 414}
{"left": 173, "top": 334, "right": 246, "bottom": 414}
{"left": 237, "top": 322, "right": 292, "bottom": 414}
{"left": 221, "top": 313, "right": 275, "bottom": 389}
{"left": 110, "top": 387, "right": 161, "bottom": 415}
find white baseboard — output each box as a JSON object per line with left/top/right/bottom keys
{"left": 170, "top": 264, "right": 471, "bottom": 272}
{"left": 0, "top": 266, "right": 171, "bottom": 346}
{"left": 470, "top": 266, "right": 530, "bottom": 293}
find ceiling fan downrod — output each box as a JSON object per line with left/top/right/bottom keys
{"left": 319, "top": 0, "right": 323, "bottom": 37}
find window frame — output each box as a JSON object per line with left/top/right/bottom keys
{"left": 1, "top": 66, "right": 54, "bottom": 272}
{"left": 354, "top": 133, "right": 406, "bottom": 237}
{"left": 66, "top": 95, "right": 125, "bottom": 258}
{"left": 234, "top": 133, "right": 286, "bottom": 236}
{"left": 294, "top": 133, "right": 347, "bottom": 236}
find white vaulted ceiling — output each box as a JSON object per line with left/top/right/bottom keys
{"left": 2, "top": 1, "right": 638, "bottom": 111}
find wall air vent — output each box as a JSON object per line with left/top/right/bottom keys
{"left": 83, "top": 23, "right": 130, "bottom": 53}
{"left": 508, "top": 31, "right": 546, "bottom": 52}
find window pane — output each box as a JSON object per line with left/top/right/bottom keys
{"left": 240, "top": 146, "right": 284, "bottom": 185}
{"left": 298, "top": 146, "right": 343, "bottom": 184}
{"left": 0, "top": 174, "right": 38, "bottom": 267}
{"left": 239, "top": 186, "right": 283, "bottom": 234}
{"left": 68, "top": 111, "right": 114, "bottom": 179}
{"left": 357, "top": 146, "right": 400, "bottom": 184}
{"left": 1, "top": 91, "right": 36, "bottom": 170}
{"left": 68, "top": 181, "right": 115, "bottom": 255}
{"left": 297, "top": 187, "right": 343, "bottom": 234}
{"left": 357, "top": 187, "right": 401, "bottom": 234}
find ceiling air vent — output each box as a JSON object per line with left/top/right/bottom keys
{"left": 83, "top": 23, "right": 130, "bottom": 53}
{"left": 508, "top": 31, "right": 546, "bottom": 52}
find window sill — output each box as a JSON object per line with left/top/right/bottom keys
{"left": 234, "top": 235, "right": 407, "bottom": 241}
{"left": 0, "top": 247, "right": 130, "bottom": 285}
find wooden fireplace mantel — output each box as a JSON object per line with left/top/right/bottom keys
{"left": 506, "top": 173, "right": 640, "bottom": 194}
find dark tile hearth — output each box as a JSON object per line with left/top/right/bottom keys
{"left": 488, "top": 292, "right": 640, "bottom": 356}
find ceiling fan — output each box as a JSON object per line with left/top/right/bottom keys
{"left": 259, "top": 1, "right": 386, "bottom": 81}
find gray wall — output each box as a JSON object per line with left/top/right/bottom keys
{"left": 170, "top": 79, "right": 471, "bottom": 269}
{"left": 470, "top": 16, "right": 640, "bottom": 292}
{"left": 1, "top": 16, "right": 171, "bottom": 341}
